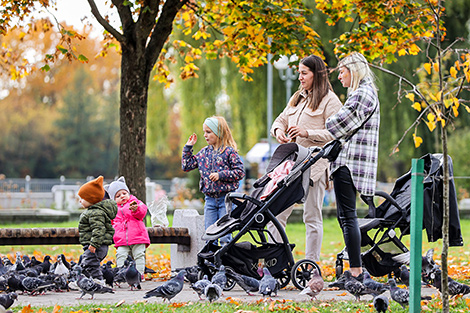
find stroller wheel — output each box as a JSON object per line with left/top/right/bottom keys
{"left": 291, "top": 259, "right": 321, "bottom": 290}
{"left": 276, "top": 271, "right": 291, "bottom": 289}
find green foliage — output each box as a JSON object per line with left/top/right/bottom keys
{"left": 54, "top": 69, "right": 119, "bottom": 177}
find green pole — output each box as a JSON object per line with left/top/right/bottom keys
{"left": 410, "top": 158, "right": 424, "bottom": 312}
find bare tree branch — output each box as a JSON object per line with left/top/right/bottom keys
{"left": 87, "top": 0, "right": 125, "bottom": 42}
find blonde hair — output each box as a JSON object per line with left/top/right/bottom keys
{"left": 338, "top": 52, "right": 377, "bottom": 93}
{"left": 210, "top": 116, "right": 238, "bottom": 152}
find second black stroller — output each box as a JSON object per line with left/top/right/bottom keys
{"left": 197, "top": 141, "right": 340, "bottom": 290}
{"left": 334, "top": 153, "right": 463, "bottom": 279}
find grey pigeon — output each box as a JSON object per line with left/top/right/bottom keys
{"left": 373, "top": 294, "right": 389, "bottom": 313}
{"left": 0, "top": 292, "right": 17, "bottom": 311}
{"left": 343, "top": 271, "right": 379, "bottom": 301}
{"left": 363, "top": 271, "right": 389, "bottom": 294}
{"left": 229, "top": 270, "right": 260, "bottom": 296}
{"left": 259, "top": 268, "right": 278, "bottom": 297}
{"left": 6, "top": 274, "right": 25, "bottom": 293}
{"left": 389, "top": 277, "right": 409, "bottom": 309}
{"left": 430, "top": 269, "right": 470, "bottom": 296}
{"left": 204, "top": 283, "right": 223, "bottom": 303}
{"left": 399, "top": 265, "right": 410, "bottom": 286}
{"left": 190, "top": 275, "right": 210, "bottom": 300}
{"left": 21, "top": 276, "right": 55, "bottom": 295}
{"left": 143, "top": 270, "right": 186, "bottom": 302}
{"left": 183, "top": 266, "right": 200, "bottom": 284}
{"left": 76, "top": 267, "right": 114, "bottom": 299}
{"left": 125, "top": 261, "right": 141, "bottom": 290}
{"left": 299, "top": 268, "right": 324, "bottom": 300}
{"left": 211, "top": 265, "right": 227, "bottom": 289}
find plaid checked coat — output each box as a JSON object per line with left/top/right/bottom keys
{"left": 325, "top": 77, "right": 380, "bottom": 196}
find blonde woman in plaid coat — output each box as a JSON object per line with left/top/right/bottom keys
{"left": 326, "top": 52, "right": 380, "bottom": 282}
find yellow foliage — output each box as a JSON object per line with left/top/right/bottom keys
{"left": 425, "top": 120, "right": 436, "bottom": 132}
{"left": 398, "top": 49, "right": 407, "bottom": 56}
{"left": 450, "top": 66, "right": 458, "bottom": 78}
{"left": 433, "top": 62, "right": 439, "bottom": 72}
{"left": 413, "top": 133, "right": 423, "bottom": 148}
{"left": 424, "top": 63, "right": 432, "bottom": 74}
{"left": 405, "top": 93, "right": 415, "bottom": 102}
{"left": 412, "top": 102, "right": 422, "bottom": 112}
{"left": 444, "top": 99, "right": 452, "bottom": 109}
{"left": 409, "top": 44, "right": 420, "bottom": 55}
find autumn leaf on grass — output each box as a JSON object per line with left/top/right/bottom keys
{"left": 21, "top": 305, "right": 33, "bottom": 313}
{"left": 52, "top": 305, "right": 62, "bottom": 313}
{"left": 337, "top": 291, "right": 348, "bottom": 296}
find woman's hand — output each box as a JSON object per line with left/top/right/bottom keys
{"left": 287, "top": 126, "right": 307, "bottom": 140}
{"left": 209, "top": 173, "right": 219, "bottom": 182}
{"left": 186, "top": 133, "right": 197, "bottom": 146}
{"left": 275, "top": 129, "right": 291, "bottom": 144}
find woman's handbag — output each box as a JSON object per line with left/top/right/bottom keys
{"left": 325, "top": 104, "right": 378, "bottom": 162}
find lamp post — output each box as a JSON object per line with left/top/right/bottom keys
{"left": 273, "top": 55, "right": 298, "bottom": 105}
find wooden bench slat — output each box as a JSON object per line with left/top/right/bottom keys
{"left": 0, "top": 227, "right": 190, "bottom": 247}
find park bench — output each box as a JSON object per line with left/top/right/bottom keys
{"left": 0, "top": 227, "right": 191, "bottom": 251}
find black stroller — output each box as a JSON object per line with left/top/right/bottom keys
{"left": 334, "top": 153, "right": 463, "bottom": 279}
{"left": 197, "top": 141, "right": 340, "bottom": 290}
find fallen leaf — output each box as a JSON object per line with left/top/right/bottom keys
{"left": 115, "top": 299, "right": 125, "bottom": 307}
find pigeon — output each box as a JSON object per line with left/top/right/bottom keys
{"left": 190, "top": 275, "right": 211, "bottom": 300}
{"left": 430, "top": 269, "right": 470, "bottom": 296}
{"left": 21, "top": 276, "right": 55, "bottom": 295}
{"left": 343, "top": 271, "right": 379, "bottom": 301}
{"left": 389, "top": 277, "right": 409, "bottom": 309}
{"left": 299, "top": 268, "right": 324, "bottom": 300}
{"left": 6, "top": 274, "right": 26, "bottom": 293}
{"left": 329, "top": 271, "right": 348, "bottom": 290}
{"left": 183, "top": 266, "right": 200, "bottom": 284}
{"left": 363, "top": 271, "right": 389, "bottom": 294}
{"left": 113, "top": 266, "right": 127, "bottom": 286}
{"left": 399, "top": 265, "right": 410, "bottom": 286}
{"left": 0, "top": 292, "right": 17, "bottom": 311}
{"left": 204, "top": 283, "right": 223, "bottom": 303}
{"left": 22, "top": 255, "right": 32, "bottom": 268}
{"left": 30, "top": 256, "right": 42, "bottom": 267}
{"left": 13, "top": 252, "right": 25, "bottom": 272}
{"left": 422, "top": 248, "right": 437, "bottom": 279}
{"left": 100, "top": 262, "right": 115, "bottom": 288}
{"left": 0, "top": 258, "right": 7, "bottom": 276}
{"left": 37, "top": 255, "right": 52, "bottom": 274}
{"left": 144, "top": 266, "right": 157, "bottom": 274}
{"left": 373, "top": 294, "right": 389, "bottom": 313}
{"left": 211, "top": 265, "right": 227, "bottom": 289}
{"left": 54, "top": 255, "right": 70, "bottom": 277}
{"left": 259, "top": 267, "right": 278, "bottom": 297}
{"left": 76, "top": 267, "right": 114, "bottom": 299}
{"left": 143, "top": 270, "right": 186, "bottom": 302}
{"left": 0, "top": 277, "right": 8, "bottom": 292}
{"left": 53, "top": 275, "right": 70, "bottom": 292}
{"left": 125, "top": 261, "right": 141, "bottom": 290}
{"left": 228, "top": 270, "right": 260, "bottom": 296}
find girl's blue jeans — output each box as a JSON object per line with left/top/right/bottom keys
{"left": 204, "top": 194, "right": 232, "bottom": 245}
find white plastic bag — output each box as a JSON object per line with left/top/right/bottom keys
{"left": 148, "top": 195, "right": 170, "bottom": 227}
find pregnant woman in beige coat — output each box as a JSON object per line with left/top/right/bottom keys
{"left": 268, "top": 55, "right": 342, "bottom": 262}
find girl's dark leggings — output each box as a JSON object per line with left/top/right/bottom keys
{"left": 332, "top": 166, "right": 362, "bottom": 268}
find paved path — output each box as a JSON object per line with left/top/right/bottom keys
{"left": 11, "top": 280, "right": 439, "bottom": 309}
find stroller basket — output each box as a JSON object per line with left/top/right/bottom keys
{"left": 198, "top": 241, "right": 295, "bottom": 279}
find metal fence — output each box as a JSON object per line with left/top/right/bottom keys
{"left": 0, "top": 176, "right": 173, "bottom": 194}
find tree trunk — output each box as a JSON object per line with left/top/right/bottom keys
{"left": 441, "top": 126, "right": 450, "bottom": 313}
{"left": 118, "top": 48, "right": 151, "bottom": 202}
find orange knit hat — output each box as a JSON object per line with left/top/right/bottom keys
{"left": 78, "top": 176, "right": 105, "bottom": 205}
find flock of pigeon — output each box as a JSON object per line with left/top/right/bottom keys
{"left": 1, "top": 248, "right": 470, "bottom": 312}
{"left": 323, "top": 248, "right": 470, "bottom": 312}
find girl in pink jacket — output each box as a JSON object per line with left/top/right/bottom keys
{"left": 105, "top": 176, "right": 150, "bottom": 278}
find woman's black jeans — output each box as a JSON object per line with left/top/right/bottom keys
{"left": 332, "top": 166, "right": 362, "bottom": 268}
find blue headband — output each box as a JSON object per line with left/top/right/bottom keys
{"left": 204, "top": 117, "right": 219, "bottom": 137}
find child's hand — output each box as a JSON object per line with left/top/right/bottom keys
{"left": 186, "top": 133, "right": 197, "bottom": 146}
{"left": 129, "top": 201, "right": 138, "bottom": 212}
{"left": 209, "top": 172, "right": 219, "bottom": 182}
{"left": 88, "top": 245, "right": 96, "bottom": 253}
